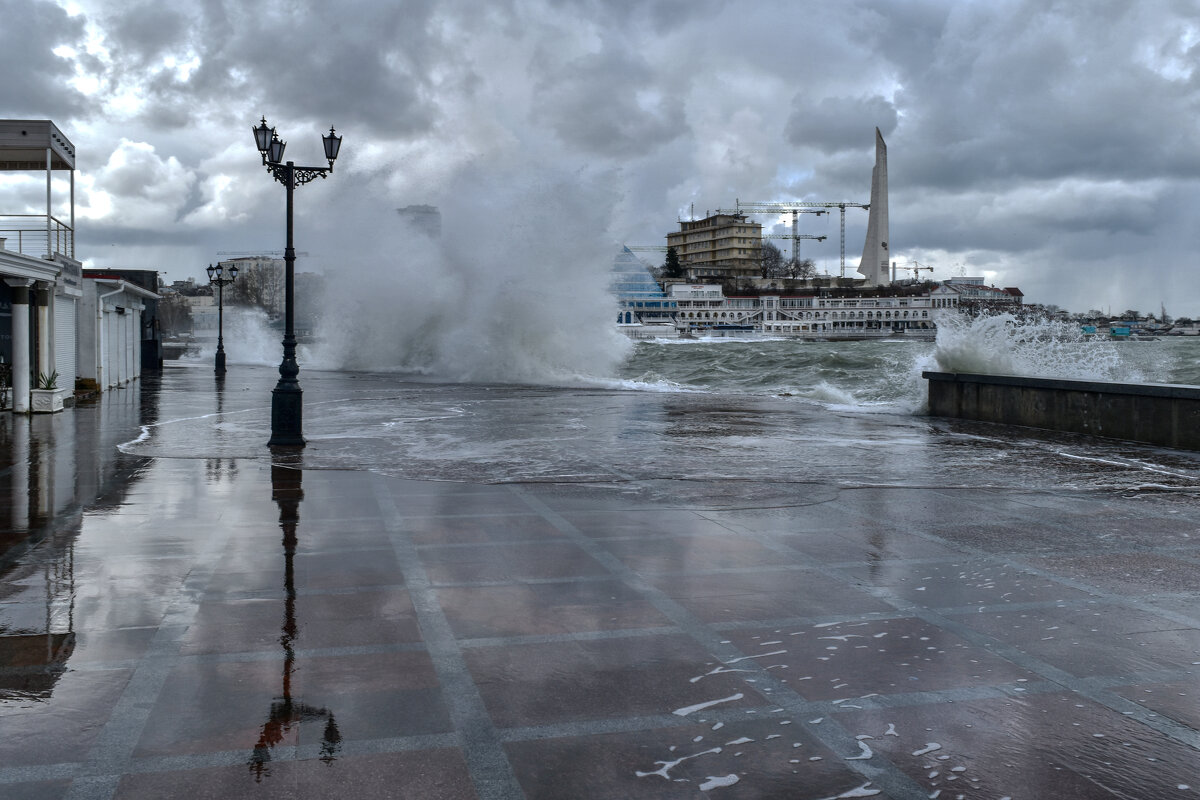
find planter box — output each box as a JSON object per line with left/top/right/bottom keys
{"left": 31, "top": 387, "right": 70, "bottom": 413}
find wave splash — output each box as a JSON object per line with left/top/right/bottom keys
{"left": 933, "top": 313, "right": 1139, "bottom": 382}
{"left": 305, "top": 161, "right": 631, "bottom": 386}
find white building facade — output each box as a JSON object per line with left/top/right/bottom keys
{"left": 76, "top": 277, "right": 157, "bottom": 391}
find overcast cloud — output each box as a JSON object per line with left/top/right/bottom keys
{"left": 2, "top": 0, "right": 1199, "bottom": 318}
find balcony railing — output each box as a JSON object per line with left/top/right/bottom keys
{"left": 0, "top": 215, "right": 75, "bottom": 260}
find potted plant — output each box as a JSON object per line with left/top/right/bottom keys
{"left": 31, "top": 370, "right": 70, "bottom": 413}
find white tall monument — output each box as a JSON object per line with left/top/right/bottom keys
{"left": 857, "top": 128, "right": 890, "bottom": 286}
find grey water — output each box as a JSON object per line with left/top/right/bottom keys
{"left": 130, "top": 328, "right": 1200, "bottom": 501}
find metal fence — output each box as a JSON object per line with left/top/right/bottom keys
{"left": 0, "top": 215, "right": 75, "bottom": 260}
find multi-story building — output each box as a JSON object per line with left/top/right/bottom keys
{"left": 666, "top": 213, "right": 762, "bottom": 281}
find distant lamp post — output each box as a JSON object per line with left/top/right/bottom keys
{"left": 252, "top": 116, "right": 342, "bottom": 447}
{"left": 205, "top": 262, "right": 238, "bottom": 376}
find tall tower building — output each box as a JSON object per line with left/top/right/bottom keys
{"left": 857, "top": 128, "right": 890, "bottom": 286}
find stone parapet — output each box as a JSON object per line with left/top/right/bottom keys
{"left": 923, "top": 371, "right": 1200, "bottom": 451}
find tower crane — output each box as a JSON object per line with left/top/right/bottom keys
{"left": 722, "top": 199, "right": 869, "bottom": 277}
{"left": 762, "top": 233, "right": 827, "bottom": 263}
{"left": 898, "top": 260, "right": 933, "bottom": 282}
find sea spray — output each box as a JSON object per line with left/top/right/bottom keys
{"left": 933, "top": 313, "right": 1136, "bottom": 381}
{"left": 193, "top": 306, "right": 287, "bottom": 367}
{"left": 306, "top": 159, "right": 631, "bottom": 385}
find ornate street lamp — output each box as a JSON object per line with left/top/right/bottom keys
{"left": 205, "top": 262, "right": 238, "bottom": 376}
{"left": 252, "top": 116, "right": 342, "bottom": 447}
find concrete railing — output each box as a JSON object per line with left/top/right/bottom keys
{"left": 923, "top": 371, "right": 1200, "bottom": 451}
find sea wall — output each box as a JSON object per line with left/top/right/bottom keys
{"left": 922, "top": 372, "right": 1200, "bottom": 451}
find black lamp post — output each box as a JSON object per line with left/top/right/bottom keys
{"left": 205, "top": 262, "right": 238, "bottom": 376}
{"left": 252, "top": 116, "right": 342, "bottom": 447}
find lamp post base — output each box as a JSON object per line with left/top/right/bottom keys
{"left": 269, "top": 385, "right": 305, "bottom": 447}
{"left": 215, "top": 348, "right": 226, "bottom": 376}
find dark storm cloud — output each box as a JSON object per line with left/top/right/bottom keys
{"left": 784, "top": 95, "right": 897, "bottom": 154}
{"left": 4, "top": 0, "right": 1200, "bottom": 315}
{"left": 0, "top": 0, "right": 95, "bottom": 118}
{"left": 869, "top": 1, "right": 1200, "bottom": 190}
{"left": 102, "top": 2, "right": 188, "bottom": 67}
{"left": 544, "top": 0, "right": 725, "bottom": 35}
{"left": 91, "top": 0, "right": 448, "bottom": 139}
{"left": 531, "top": 40, "right": 688, "bottom": 158}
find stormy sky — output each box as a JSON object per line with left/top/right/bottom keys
{"left": 2, "top": 0, "right": 1199, "bottom": 317}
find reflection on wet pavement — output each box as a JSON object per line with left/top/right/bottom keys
{"left": 0, "top": 366, "right": 1198, "bottom": 798}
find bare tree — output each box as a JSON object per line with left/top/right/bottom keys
{"left": 760, "top": 241, "right": 784, "bottom": 278}
{"left": 225, "top": 261, "right": 285, "bottom": 316}
{"left": 786, "top": 257, "right": 817, "bottom": 280}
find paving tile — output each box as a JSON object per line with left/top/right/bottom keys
{"left": 463, "top": 635, "right": 767, "bottom": 728}
{"left": 957, "top": 602, "right": 1200, "bottom": 677}
{"left": 0, "top": 780, "right": 71, "bottom": 800}
{"left": 134, "top": 658, "right": 293, "bottom": 758}
{"left": 296, "top": 651, "right": 453, "bottom": 742}
{"left": 596, "top": 534, "right": 795, "bottom": 575}
{"left": 506, "top": 718, "right": 867, "bottom": 800}
{"left": 720, "top": 617, "right": 1038, "bottom": 700}
{"left": 837, "top": 691, "right": 1200, "bottom": 799}
{"left": 407, "top": 513, "right": 567, "bottom": 545}
{"left": 294, "top": 547, "right": 404, "bottom": 590}
{"left": 281, "top": 589, "right": 424, "bottom": 651}
{"left": 1111, "top": 679, "right": 1200, "bottom": 729}
{"left": 773, "top": 528, "right": 967, "bottom": 564}
{"left": 648, "top": 569, "right": 893, "bottom": 623}
{"left": 114, "top": 748, "right": 476, "bottom": 799}
{"left": 835, "top": 557, "right": 1096, "bottom": 609}
{"left": 0, "top": 666, "right": 133, "bottom": 765}
{"left": 1029, "top": 552, "right": 1200, "bottom": 596}
{"left": 437, "top": 579, "right": 673, "bottom": 638}
{"left": 420, "top": 541, "right": 610, "bottom": 584}
{"left": 555, "top": 509, "right": 743, "bottom": 540}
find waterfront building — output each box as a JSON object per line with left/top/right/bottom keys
{"left": 666, "top": 213, "right": 762, "bottom": 281}
{"left": 666, "top": 283, "right": 943, "bottom": 339}
{"left": 76, "top": 274, "right": 158, "bottom": 393}
{"left": 936, "top": 277, "right": 1023, "bottom": 313}
{"left": 611, "top": 247, "right": 676, "bottom": 326}
{"left": 0, "top": 120, "right": 83, "bottom": 412}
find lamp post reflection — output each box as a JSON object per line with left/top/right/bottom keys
{"left": 249, "top": 463, "right": 341, "bottom": 780}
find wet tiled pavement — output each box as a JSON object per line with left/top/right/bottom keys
{"left": 2, "top": 376, "right": 1200, "bottom": 798}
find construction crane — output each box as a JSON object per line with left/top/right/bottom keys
{"left": 724, "top": 199, "right": 869, "bottom": 277}
{"left": 625, "top": 245, "right": 668, "bottom": 252}
{"left": 762, "top": 233, "right": 827, "bottom": 263}
{"left": 897, "top": 260, "right": 934, "bottom": 282}
{"left": 215, "top": 250, "right": 309, "bottom": 258}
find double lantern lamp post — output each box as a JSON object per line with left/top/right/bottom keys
{"left": 251, "top": 117, "right": 342, "bottom": 448}
{"left": 205, "top": 262, "right": 238, "bottom": 376}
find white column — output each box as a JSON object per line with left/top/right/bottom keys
{"left": 37, "top": 288, "right": 53, "bottom": 386}
{"left": 6, "top": 279, "right": 33, "bottom": 413}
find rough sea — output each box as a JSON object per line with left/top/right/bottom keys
{"left": 126, "top": 315, "right": 1200, "bottom": 500}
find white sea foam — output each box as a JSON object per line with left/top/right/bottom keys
{"left": 933, "top": 313, "right": 1137, "bottom": 381}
